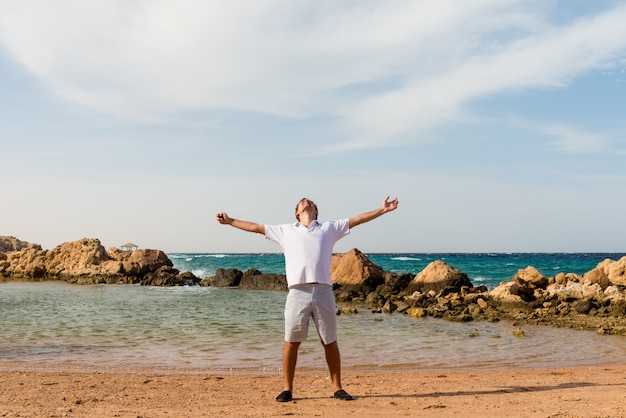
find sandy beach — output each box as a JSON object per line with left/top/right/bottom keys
{"left": 1, "top": 364, "right": 625, "bottom": 417}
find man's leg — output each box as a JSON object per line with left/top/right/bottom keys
{"left": 283, "top": 341, "right": 301, "bottom": 391}
{"left": 322, "top": 340, "right": 342, "bottom": 392}
{"left": 323, "top": 340, "right": 353, "bottom": 400}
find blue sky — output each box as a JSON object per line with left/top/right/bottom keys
{"left": 1, "top": 0, "right": 625, "bottom": 254}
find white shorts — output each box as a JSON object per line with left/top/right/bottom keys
{"left": 284, "top": 284, "right": 337, "bottom": 345}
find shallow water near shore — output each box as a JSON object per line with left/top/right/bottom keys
{"left": 1, "top": 282, "right": 625, "bottom": 373}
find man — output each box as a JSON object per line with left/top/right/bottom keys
{"left": 216, "top": 196, "right": 399, "bottom": 402}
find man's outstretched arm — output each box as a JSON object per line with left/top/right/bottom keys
{"left": 216, "top": 212, "right": 265, "bottom": 234}
{"left": 348, "top": 196, "right": 399, "bottom": 229}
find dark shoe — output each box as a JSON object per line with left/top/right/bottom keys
{"left": 276, "top": 390, "right": 293, "bottom": 402}
{"left": 333, "top": 389, "right": 354, "bottom": 401}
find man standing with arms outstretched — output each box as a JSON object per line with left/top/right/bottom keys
{"left": 216, "top": 196, "right": 399, "bottom": 402}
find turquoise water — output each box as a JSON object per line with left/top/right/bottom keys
{"left": 169, "top": 252, "right": 624, "bottom": 288}
{"left": 2, "top": 254, "right": 626, "bottom": 373}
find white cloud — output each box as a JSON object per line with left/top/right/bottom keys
{"left": 1, "top": 1, "right": 626, "bottom": 144}
{"left": 539, "top": 123, "right": 609, "bottom": 154}
{"left": 342, "top": 3, "right": 626, "bottom": 141}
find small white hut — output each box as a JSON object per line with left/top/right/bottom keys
{"left": 120, "top": 242, "right": 138, "bottom": 252}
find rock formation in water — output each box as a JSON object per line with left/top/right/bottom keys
{"left": 0, "top": 237, "right": 199, "bottom": 286}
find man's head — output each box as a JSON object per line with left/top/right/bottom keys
{"left": 295, "top": 198, "right": 318, "bottom": 221}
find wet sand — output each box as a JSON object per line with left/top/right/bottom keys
{"left": 1, "top": 364, "right": 625, "bottom": 417}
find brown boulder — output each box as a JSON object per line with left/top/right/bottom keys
{"left": 583, "top": 259, "right": 612, "bottom": 289}
{"left": 121, "top": 249, "right": 173, "bottom": 277}
{"left": 510, "top": 266, "right": 548, "bottom": 300}
{"left": 513, "top": 266, "right": 548, "bottom": 289}
{"left": 211, "top": 268, "right": 243, "bottom": 287}
{"left": 608, "top": 256, "right": 626, "bottom": 287}
{"left": 408, "top": 260, "right": 472, "bottom": 293}
{"left": 330, "top": 248, "right": 384, "bottom": 288}
{"left": 583, "top": 257, "right": 626, "bottom": 288}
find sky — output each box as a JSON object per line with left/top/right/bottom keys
{"left": 1, "top": 0, "right": 625, "bottom": 254}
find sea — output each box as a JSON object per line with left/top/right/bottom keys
{"left": 1, "top": 253, "right": 625, "bottom": 373}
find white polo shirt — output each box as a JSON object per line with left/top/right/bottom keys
{"left": 265, "top": 219, "right": 350, "bottom": 288}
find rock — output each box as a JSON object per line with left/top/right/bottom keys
{"left": 468, "top": 303, "right": 482, "bottom": 319}
{"left": 46, "top": 238, "right": 112, "bottom": 276}
{"left": 239, "top": 269, "right": 288, "bottom": 291}
{"left": 512, "top": 266, "right": 548, "bottom": 300}
{"left": 99, "top": 260, "right": 124, "bottom": 275}
{"left": 407, "top": 260, "right": 472, "bottom": 293}
{"left": 140, "top": 267, "right": 200, "bottom": 286}
{"left": 513, "top": 266, "right": 548, "bottom": 287}
{"left": 340, "top": 306, "right": 359, "bottom": 314}
{"left": 377, "top": 272, "right": 413, "bottom": 296}
{"left": 406, "top": 307, "right": 427, "bottom": 318}
{"left": 583, "top": 259, "right": 612, "bottom": 289}
{"left": 211, "top": 268, "right": 243, "bottom": 287}
{"left": 242, "top": 268, "right": 262, "bottom": 277}
{"left": 608, "top": 256, "right": 626, "bottom": 287}
{"left": 485, "top": 257, "right": 626, "bottom": 332}
{"left": 330, "top": 248, "right": 385, "bottom": 288}
{"left": 382, "top": 300, "right": 398, "bottom": 313}
{"left": 547, "top": 282, "right": 604, "bottom": 302}
{"left": 364, "top": 291, "right": 386, "bottom": 308}
{"left": 0, "top": 236, "right": 42, "bottom": 252}
{"left": 582, "top": 257, "right": 626, "bottom": 288}
{"left": 608, "top": 300, "right": 626, "bottom": 317}
{"left": 122, "top": 249, "right": 173, "bottom": 277}
{"left": 394, "top": 299, "right": 412, "bottom": 313}
{"left": 1, "top": 247, "right": 48, "bottom": 279}
{"left": 489, "top": 282, "right": 525, "bottom": 304}
{"left": 571, "top": 299, "right": 594, "bottom": 314}
{"left": 334, "top": 284, "right": 371, "bottom": 303}
{"left": 604, "top": 286, "right": 626, "bottom": 302}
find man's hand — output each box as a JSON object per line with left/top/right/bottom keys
{"left": 216, "top": 212, "right": 233, "bottom": 225}
{"left": 382, "top": 196, "right": 399, "bottom": 213}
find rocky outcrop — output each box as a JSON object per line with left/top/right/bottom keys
{"left": 0, "top": 238, "right": 198, "bottom": 286}
{"left": 207, "top": 268, "right": 288, "bottom": 290}
{"left": 329, "top": 255, "right": 626, "bottom": 335}
{"left": 0, "top": 236, "right": 42, "bottom": 252}
{"left": 199, "top": 254, "right": 626, "bottom": 335}
{"left": 408, "top": 257, "right": 626, "bottom": 335}
{"left": 141, "top": 268, "right": 200, "bottom": 287}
